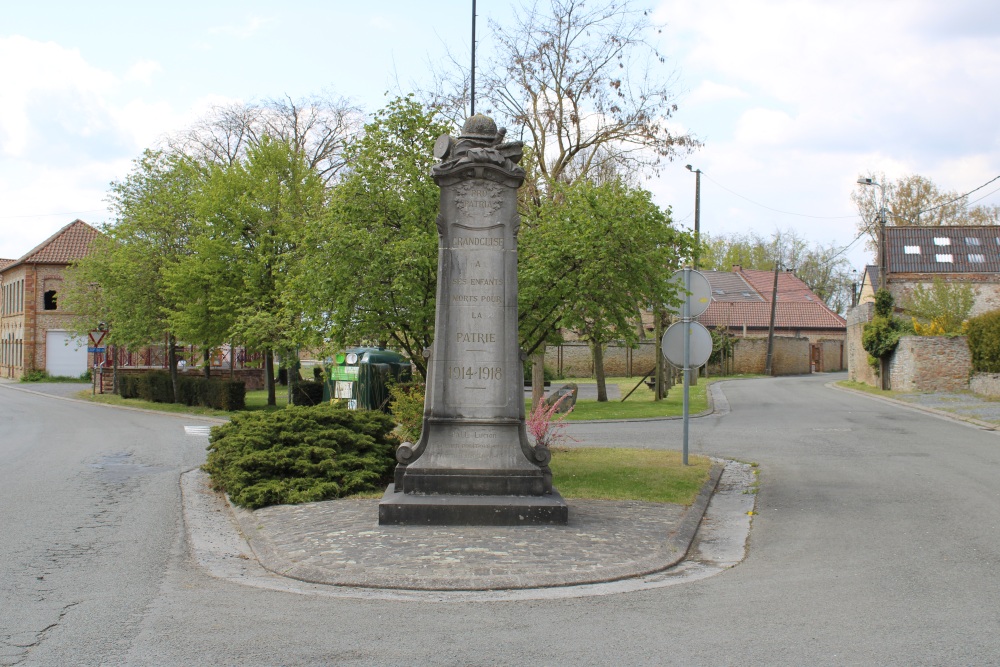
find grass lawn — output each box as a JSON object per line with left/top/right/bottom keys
{"left": 349, "top": 447, "right": 714, "bottom": 503}
{"left": 75, "top": 387, "right": 289, "bottom": 417}
{"left": 549, "top": 447, "right": 713, "bottom": 504}
{"left": 529, "top": 374, "right": 762, "bottom": 420}
{"left": 835, "top": 379, "right": 904, "bottom": 399}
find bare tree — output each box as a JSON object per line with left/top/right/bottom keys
{"left": 169, "top": 92, "right": 364, "bottom": 184}
{"left": 852, "top": 172, "right": 1000, "bottom": 251}
{"left": 481, "top": 0, "right": 699, "bottom": 185}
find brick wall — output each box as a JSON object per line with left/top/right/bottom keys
{"left": 888, "top": 336, "right": 971, "bottom": 392}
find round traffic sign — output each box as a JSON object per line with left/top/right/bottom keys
{"left": 661, "top": 320, "right": 713, "bottom": 368}
{"left": 666, "top": 269, "right": 712, "bottom": 318}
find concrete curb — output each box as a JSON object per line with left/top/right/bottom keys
{"left": 224, "top": 461, "right": 727, "bottom": 592}
{"left": 828, "top": 381, "right": 1000, "bottom": 432}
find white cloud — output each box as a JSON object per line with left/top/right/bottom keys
{"left": 124, "top": 60, "right": 162, "bottom": 85}
{"left": 686, "top": 81, "right": 748, "bottom": 106}
{"left": 208, "top": 16, "right": 269, "bottom": 39}
{"left": 0, "top": 36, "right": 117, "bottom": 157}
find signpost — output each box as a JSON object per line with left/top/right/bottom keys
{"left": 662, "top": 268, "right": 712, "bottom": 465}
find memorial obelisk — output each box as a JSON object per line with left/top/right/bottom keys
{"left": 378, "top": 114, "right": 568, "bottom": 525}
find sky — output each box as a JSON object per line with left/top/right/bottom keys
{"left": 2, "top": 0, "right": 999, "bottom": 276}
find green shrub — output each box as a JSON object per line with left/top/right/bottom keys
{"left": 20, "top": 370, "right": 50, "bottom": 382}
{"left": 116, "top": 372, "right": 245, "bottom": 410}
{"left": 292, "top": 380, "right": 325, "bottom": 406}
{"left": 387, "top": 382, "right": 425, "bottom": 442}
{"left": 966, "top": 310, "right": 1000, "bottom": 373}
{"left": 862, "top": 289, "right": 912, "bottom": 367}
{"left": 203, "top": 403, "right": 399, "bottom": 509}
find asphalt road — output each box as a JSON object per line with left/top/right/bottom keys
{"left": 3, "top": 374, "right": 1000, "bottom": 666}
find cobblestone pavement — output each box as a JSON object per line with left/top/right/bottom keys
{"left": 224, "top": 463, "right": 727, "bottom": 592}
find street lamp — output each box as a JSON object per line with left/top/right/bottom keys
{"left": 686, "top": 164, "right": 701, "bottom": 269}
{"left": 857, "top": 177, "right": 887, "bottom": 291}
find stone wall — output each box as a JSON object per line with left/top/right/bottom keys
{"left": 730, "top": 336, "right": 810, "bottom": 375}
{"left": 546, "top": 341, "right": 658, "bottom": 378}
{"left": 545, "top": 335, "right": 813, "bottom": 379}
{"left": 887, "top": 335, "right": 971, "bottom": 392}
{"left": 818, "top": 339, "right": 845, "bottom": 372}
{"left": 846, "top": 302, "right": 878, "bottom": 386}
{"left": 970, "top": 373, "right": 1000, "bottom": 397}
{"left": 888, "top": 276, "right": 1000, "bottom": 318}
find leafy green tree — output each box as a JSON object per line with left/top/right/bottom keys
{"left": 199, "top": 137, "right": 328, "bottom": 404}
{"left": 300, "top": 97, "right": 452, "bottom": 379}
{"left": 63, "top": 150, "right": 202, "bottom": 400}
{"left": 901, "top": 278, "right": 977, "bottom": 334}
{"left": 521, "top": 178, "right": 692, "bottom": 401}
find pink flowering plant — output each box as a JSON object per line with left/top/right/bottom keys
{"left": 526, "top": 394, "right": 576, "bottom": 449}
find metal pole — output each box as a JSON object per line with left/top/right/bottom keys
{"left": 470, "top": 0, "right": 477, "bottom": 117}
{"left": 682, "top": 268, "right": 691, "bottom": 466}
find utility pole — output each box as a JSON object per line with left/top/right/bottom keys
{"left": 764, "top": 261, "right": 779, "bottom": 376}
{"left": 686, "top": 165, "right": 702, "bottom": 269}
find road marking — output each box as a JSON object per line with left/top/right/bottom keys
{"left": 184, "top": 425, "right": 213, "bottom": 437}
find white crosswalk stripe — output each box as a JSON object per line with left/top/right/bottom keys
{"left": 184, "top": 425, "right": 213, "bottom": 437}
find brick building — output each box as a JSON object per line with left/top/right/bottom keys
{"left": 1, "top": 220, "right": 101, "bottom": 379}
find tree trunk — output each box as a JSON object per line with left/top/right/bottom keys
{"left": 203, "top": 347, "right": 211, "bottom": 380}
{"left": 265, "top": 348, "right": 276, "bottom": 406}
{"left": 653, "top": 307, "right": 663, "bottom": 401}
{"left": 592, "top": 342, "right": 608, "bottom": 402}
{"left": 531, "top": 350, "right": 545, "bottom": 410}
{"left": 167, "top": 335, "right": 179, "bottom": 403}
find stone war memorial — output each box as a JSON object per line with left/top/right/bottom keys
{"left": 379, "top": 114, "right": 569, "bottom": 526}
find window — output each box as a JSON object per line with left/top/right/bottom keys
{"left": 969, "top": 254, "right": 985, "bottom": 263}
{"left": 904, "top": 245, "right": 921, "bottom": 255}
{"left": 966, "top": 237, "right": 981, "bottom": 246}
{"left": 44, "top": 290, "right": 57, "bottom": 311}
{"left": 935, "top": 254, "right": 953, "bottom": 263}
{"left": 933, "top": 237, "right": 950, "bottom": 246}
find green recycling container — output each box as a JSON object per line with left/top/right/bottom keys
{"left": 322, "top": 347, "right": 412, "bottom": 411}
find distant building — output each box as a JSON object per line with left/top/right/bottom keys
{"left": 697, "top": 266, "right": 847, "bottom": 344}
{"left": 1, "top": 220, "right": 101, "bottom": 379}
{"left": 858, "top": 226, "right": 1000, "bottom": 315}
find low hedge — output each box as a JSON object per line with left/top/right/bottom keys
{"left": 117, "top": 371, "right": 245, "bottom": 411}
{"left": 203, "top": 403, "right": 399, "bottom": 509}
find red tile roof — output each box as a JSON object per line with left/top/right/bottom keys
{"left": 0, "top": 258, "right": 15, "bottom": 271}
{"left": 699, "top": 301, "right": 847, "bottom": 330}
{"left": 735, "top": 267, "right": 818, "bottom": 302}
{"left": 7, "top": 220, "right": 101, "bottom": 269}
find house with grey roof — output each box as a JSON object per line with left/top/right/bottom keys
{"left": 858, "top": 226, "right": 1000, "bottom": 315}
{"left": 1, "top": 220, "right": 101, "bottom": 379}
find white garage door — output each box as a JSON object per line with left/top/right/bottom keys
{"left": 46, "top": 330, "right": 88, "bottom": 378}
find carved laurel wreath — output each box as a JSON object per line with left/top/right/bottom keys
{"left": 454, "top": 180, "right": 505, "bottom": 215}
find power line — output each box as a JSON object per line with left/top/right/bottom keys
{"left": 699, "top": 172, "right": 859, "bottom": 220}
{"left": 0, "top": 209, "right": 108, "bottom": 220}
{"left": 915, "top": 174, "right": 1000, "bottom": 217}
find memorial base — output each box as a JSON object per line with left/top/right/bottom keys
{"left": 378, "top": 485, "right": 569, "bottom": 526}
